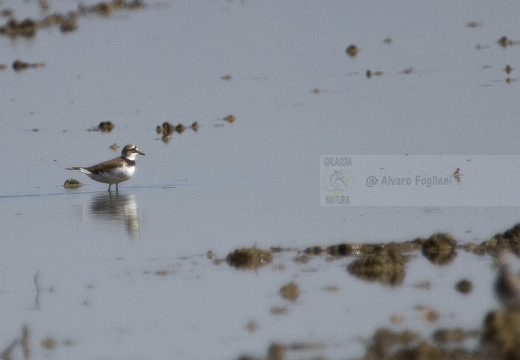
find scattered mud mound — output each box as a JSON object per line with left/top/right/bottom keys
{"left": 226, "top": 247, "right": 272, "bottom": 270}
{"left": 347, "top": 244, "right": 407, "bottom": 286}
{"left": 421, "top": 233, "right": 457, "bottom": 265}
{"left": 63, "top": 179, "right": 82, "bottom": 189}
{"left": 279, "top": 282, "right": 299, "bottom": 302}
{"left": 481, "top": 309, "right": 520, "bottom": 360}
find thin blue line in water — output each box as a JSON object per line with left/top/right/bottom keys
{"left": 0, "top": 184, "right": 178, "bottom": 199}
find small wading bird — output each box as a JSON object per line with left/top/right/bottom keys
{"left": 67, "top": 144, "right": 144, "bottom": 191}
{"left": 494, "top": 250, "right": 520, "bottom": 311}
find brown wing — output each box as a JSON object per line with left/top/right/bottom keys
{"left": 84, "top": 158, "right": 124, "bottom": 174}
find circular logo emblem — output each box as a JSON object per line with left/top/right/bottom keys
{"left": 322, "top": 169, "right": 353, "bottom": 194}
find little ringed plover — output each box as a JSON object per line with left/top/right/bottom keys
{"left": 67, "top": 144, "right": 144, "bottom": 191}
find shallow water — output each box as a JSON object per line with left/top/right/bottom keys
{"left": 1, "top": 0, "right": 520, "bottom": 359}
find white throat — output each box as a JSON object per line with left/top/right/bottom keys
{"left": 124, "top": 152, "right": 139, "bottom": 161}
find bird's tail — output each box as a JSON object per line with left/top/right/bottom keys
{"left": 66, "top": 167, "right": 91, "bottom": 175}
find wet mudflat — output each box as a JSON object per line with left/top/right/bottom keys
{"left": 1, "top": 0, "right": 520, "bottom": 359}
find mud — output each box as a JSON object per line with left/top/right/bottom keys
{"left": 231, "top": 223, "right": 520, "bottom": 359}
{"left": 226, "top": 247, "right": 273, "bottom": 270}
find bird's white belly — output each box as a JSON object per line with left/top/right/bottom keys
{"left": 84, "top": 166, "right": 135, "bottom": 184}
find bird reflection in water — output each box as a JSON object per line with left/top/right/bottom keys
{"left": 88, "top": 192, "right": 140, "bottom": 238}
